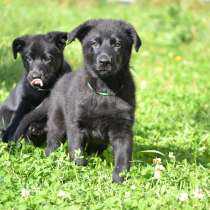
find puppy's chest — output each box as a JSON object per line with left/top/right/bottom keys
{"left": 78, "top": 95, "right": 133, "bottom": 125}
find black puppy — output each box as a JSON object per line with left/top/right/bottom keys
{"left": 0, "top": 32, "right": 71, "bottom": 143}
{"left": 13, "top": 19, "right": 141, "bottom": 183}
{"left": 45, "top": 19, "right": 141, "bottom": 183}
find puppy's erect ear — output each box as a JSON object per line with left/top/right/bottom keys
{"left": 123, "top": 22, "right": 142, "bottom": 52}
{"left": 12, "top": 37, "right": 26, "bottom": 59}
{"left": 67, "top": 20, "right": 98, "bottom": 44}
{"left": 47, "top": 32, "right": 68, "bottom": 49}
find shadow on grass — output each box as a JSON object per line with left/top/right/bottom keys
{"left": 193, "top": 105, "right": 210, "bottom": 132}
{"left": 133, "top": 143, "right": 208, "bottom": 168}
{"left": 2, "top": 138, "right": 208, "bottom": 170}
{"left": 132, "top": 104, "right": 210, "bottom": 168}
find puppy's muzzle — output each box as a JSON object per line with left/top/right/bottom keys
{"left": 96, "top": 54, "right": 112, "bottom": 70}
{"left": 28, "top": 70, "right": 44, "bottom": 88}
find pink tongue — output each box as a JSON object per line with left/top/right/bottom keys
{"left": 31, "top": 79, "right": 43, "bottom": 87}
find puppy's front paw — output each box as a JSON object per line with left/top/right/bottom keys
{"left": 112, "top": 171, "right": 124, "bottom": 183}
{"left": 2, "top": 128, "right": 14, "bottom": 142}
{"left": 74, "top": 158, "right": 88, "bottom": 166}
{"left": 45, "top": 147, "right": 53, "bottom": 156}
{"left": 0, "top": 129, "right": 5, "bottom": 140}
{"left": 45, "top": 143, "right": 60, "bottom": 156}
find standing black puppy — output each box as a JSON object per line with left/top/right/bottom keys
{"left": 0, "top": 32, "right": 71, "bottom": 143}
{"left": 25, "top": 19, "right": 141, "bottom": 183}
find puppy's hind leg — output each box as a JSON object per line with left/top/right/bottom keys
{"left": 45, "top": 107, "right": 65, "bottom": 156}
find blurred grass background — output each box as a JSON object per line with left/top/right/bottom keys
{"left": 0, "top": 0, "right": 209, "bottom": 209}
{"left": 0, "top": 0, "right": 209, "bottom": 93}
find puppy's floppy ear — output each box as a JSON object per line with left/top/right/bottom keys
{"left": 123, "top": 22, "right": 142, "bottom": 52}
{"left": 67, "top": 20, "right": 98, "bottom": 43}
{"left": 12, "top": 37, "right": 26, "bottom": 59}
{"left": 47, "top": 32, "right": 68, "bottom": 49}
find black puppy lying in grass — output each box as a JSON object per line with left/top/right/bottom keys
{"left": 13, "top": 19, "right": 141, "bottom": 183}
{"left": 0, "top": 32, "right": 71, "bottom": 145}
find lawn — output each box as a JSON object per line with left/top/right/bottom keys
{"left": 0, "top": 0, "right": 209, "bottom": 209}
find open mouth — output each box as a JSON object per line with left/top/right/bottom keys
{"left": 30, "top": 78, "right": 44, "bottom": 88}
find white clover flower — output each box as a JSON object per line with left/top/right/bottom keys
{"left": 156, "top": 164, "right": 165, "bottom": 171}
{"left": 192, "top": 188, "right": 205, "bottom": 200}
{"left": 130, "top": 185, "right": 136, "bottom": 190}
{"left": 153, "top": 164, "right": 165, "bottom": 180}
{"left": 21, "top": 188, "right": 30, "bottom": 198}
{"left": 57, "top": 190, "right": 66, "bottom": 198}
{"left": 168, "top": 152, "right": 175, "bottom": 160}
{"left": 178, "top": 192, "right": 189, "bottom": 202}
{"left": 154, "top": 169, "right": 161, "bottom": 180}
{"left": 124, "top": 191, "right": 131, "bottom": 198}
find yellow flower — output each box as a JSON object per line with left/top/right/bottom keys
{"left": 153, "top": 157, "right": 161, "bottom": 165}
{"left": 175, "top": 55, "right": 182, "bottom": 62}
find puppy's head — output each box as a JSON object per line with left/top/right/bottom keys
{"left": 12, "top": 32, "right": 67, "bottom": 90}
{"left": 68, "top": 19, "right": 141, "bottom": 78}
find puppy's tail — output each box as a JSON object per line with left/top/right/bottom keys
{"left": 13, "top": 98, "right": 49, "bottom": 140}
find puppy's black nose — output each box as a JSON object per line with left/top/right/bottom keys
{"left": 31, "top": 71, "right": 40, "bottom": 79}
{"left": 98, "top": 55, "right": 111, "bottom": 66}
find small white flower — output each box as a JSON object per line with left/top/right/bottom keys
{"left": 130, "top": 185, "right": 136, "bottom": 190}
{"left": 192, "top": 188, "right": 205, "bottom": 200}
{"left": 153, "top": 164, "right": 165, "bottom": 180}
{"left": 168, "top": 152, "right": 175, "bottom": 160}
{"left": 124, "top": 191, "right": 131, "bottom": 198}
{"left": 178, "top": 192, "right": 189, "bottom": 202}
{"left": 57, "top": 190, "right": 66, "bottom": 198}
{"left": 21, "top": 188, "right": 30, "bottom": 198}
{"left": 154, "top": 169, "right": 161, "bottom": 180}
{"left": 156, "top": 164, "right": 165, "bottom": 171}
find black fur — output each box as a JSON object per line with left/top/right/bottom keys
{"left": 13, "top": 97, "right": 50, "bottom": 146}
{"left": 13, "top": 19, "right": 141, "bottom": 183}
{"left": 47, "top": 19, "right": 141, "bottom": 183}
{"left": 0, "top": 32, "right": 71, "bottom": 144}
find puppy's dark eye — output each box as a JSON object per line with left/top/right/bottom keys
{"left": 114, "top": 42, "right": 121, "bottom": 48}
{"left": 90, "top": 40, "right": 99, "bottom": 48}
{"left": 43, "top": 55, "right": 53, "bottom": 63}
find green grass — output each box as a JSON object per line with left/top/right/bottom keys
{"left": 0, "top": 0, "right": 210, "bottom": 209}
